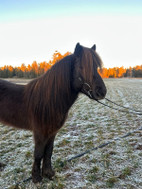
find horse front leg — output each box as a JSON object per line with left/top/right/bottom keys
{"left": 32, "top": 132, "right": 47, "bottom": 183}
{"left": 42, "top": 134, "right": 56, "bottom": 179}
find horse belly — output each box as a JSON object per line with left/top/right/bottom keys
{"left": 0, "top": 98, "right": 30, "bottom": 130}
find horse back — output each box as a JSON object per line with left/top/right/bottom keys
{"left": 0, "top": 79, "right": 30, "bottom": 130}
{"left": 0, "top": 79, "right": 24, "bottom": 99}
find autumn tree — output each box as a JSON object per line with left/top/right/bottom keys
{"left": 0, "top": 51, "right": 141, "bottom": 78}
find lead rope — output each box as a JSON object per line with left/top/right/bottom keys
{"left": 67, "top": 126, "right": 142, "bottom": 162}
{"left": 80, "top": 78, "right": 142, "bottom": 115}
{"left": 104, "top": 97, "right": 142, "bottom": 113}
{"left": 96, "top": 99, "right": 142, "bottom": 115}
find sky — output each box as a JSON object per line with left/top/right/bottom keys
{"left": 0, "top": 0, "right": 142, "bottom": 68}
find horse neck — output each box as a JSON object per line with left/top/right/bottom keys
{"left": 44, "top": 54, "right": 78, "bottom": 112}
{"left": 26, "top": 54, "right": 78, "bottom": 120}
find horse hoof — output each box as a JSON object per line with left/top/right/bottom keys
{"left": 42, "top": 169, "right": 55, "bottom": 180}
{"left": 32, "top": 175, "right": 42, "bottom": 183}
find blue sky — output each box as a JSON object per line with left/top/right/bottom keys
{"left": 1, "top": 0, "right": 142, "bottom": 21}
{"left": 0, "top": 0, "right": 142, "bottom": 68}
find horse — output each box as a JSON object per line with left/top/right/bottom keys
{"left": 0, "top": 43, "right": 107, "bottom": 183}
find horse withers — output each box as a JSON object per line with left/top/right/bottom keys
{"left": 0, "top": 43, "right": 107, "bottom": 183}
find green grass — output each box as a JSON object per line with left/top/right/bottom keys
{"left": 106, "top": 176, "right": 118, "bottom": 188}
{"left": 119, "top": 167, "right": 132, "bottom": 179}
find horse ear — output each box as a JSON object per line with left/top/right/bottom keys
{"left": 91, "top": 44, "right": 96, "bottom": 51}
{"left": 74, "top": 43, "right": 83, "bottom": 56}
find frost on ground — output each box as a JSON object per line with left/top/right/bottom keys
{"left": 0, "top": 78, "right": 142, "bottom": 189}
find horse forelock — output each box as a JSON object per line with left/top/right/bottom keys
{"left": 84, "top": 47, "right": 103, "bottom": 68}
{"left": 79, "top": 47, "right": 103, "bottom": 80}
{"left": 93, "top": 51, "right": 103, "bottom": 70}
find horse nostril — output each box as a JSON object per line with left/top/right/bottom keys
{"left": 96, "top": 87, "right": 106, "bottom": 97}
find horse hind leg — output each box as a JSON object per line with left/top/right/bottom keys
{"left": 32, "top": 132, "right": 48, "bottom": 183}
{"left": 42, "top": 134, "right": 56, "bottom": 179}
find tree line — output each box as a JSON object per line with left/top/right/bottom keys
{"left": 0, "top": 51, "right": 142, "bottom": 78}
{"left": 99, "top": 65, "right": 142, "bottom": 78}
{"left": 0, "top": 51, "right": 70, "bottom": 78}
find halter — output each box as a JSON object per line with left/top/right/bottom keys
{"left": 78, "top": 77, "right": 93, "bottom": 98}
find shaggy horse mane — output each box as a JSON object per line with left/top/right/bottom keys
{"left": 24, "top": 47, "right": 103, "bottom": 131}
{"left": 25, "top": 54, "right": 77, "bottom": 130}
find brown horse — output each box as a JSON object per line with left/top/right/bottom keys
{"left": 0, "top": 43, "right": 107, "bottom": 183}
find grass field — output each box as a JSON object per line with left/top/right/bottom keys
{"left": 0, "top": 78, "right": 142, "bottom": 189}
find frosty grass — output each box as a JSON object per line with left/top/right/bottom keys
{"left": 0, "top": 78, "right": 142, "bottom": 189}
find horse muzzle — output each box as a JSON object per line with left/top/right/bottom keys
{"left": 80, "top": 80, "right": 107, "bottom": 100}
{"left": 92, "top": 86, "right": 107, "bottom": 100}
